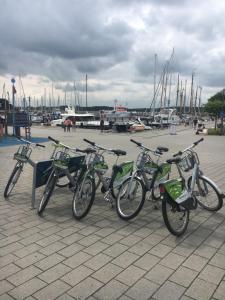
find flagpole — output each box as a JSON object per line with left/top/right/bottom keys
{"left": 11, "top": 78, "right": 16, "bottom": 136}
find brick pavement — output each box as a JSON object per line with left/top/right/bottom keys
{"left": 0, "top": 125, "right": 225, "bottom": 299}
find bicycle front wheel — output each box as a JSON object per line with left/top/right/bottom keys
{"left": 38, "top": 172, "right": 57, "bottom": 215}
{"left": 188, "top": 176, "right": 223, "bottom": 211}
{"left": 72, "top": 176, "right": 95, "bottom": 220}
{"left": 162, "top": 196, "right": 189, "bottom": 236}
{"left": 116, "top": 176, "right": 145, "bottom": 220}
{"left": 4, "top": 162, "right": 23, "bottom": 198}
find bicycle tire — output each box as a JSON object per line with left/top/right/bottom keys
{"left": 38, "top": 172, "right": 57, "bottom": 215}
{"left": 56, "top": 177, "right": 70, "bottom": 188}
{"left": 116, "top": 176, "right": 146, "bottom": 220}
{"left": 188, "top": 175, "right": 223, "bottom": 211}
{"left": 162, "top": 195, "right": 189, "bottom": 236}
{"left": 72, "top": 175, "right": 95, "bottom": 220}
{"left": 4, "top": 163, "right": 23, "bottom": 198}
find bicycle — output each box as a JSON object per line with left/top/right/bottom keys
{"left": 4, "top": 138, "right": 46, "bottom": 198}
{"left": 38, "top": 136, "right": 87, "bottom": 215}
{"left": 72, "top": 138, "right": 133, "bottom": 220}
{"left": 160, "top": 138, "right": 224, "bottom": 236}
{"left": 115, "top": 139, "right": 171, "bottom": 220}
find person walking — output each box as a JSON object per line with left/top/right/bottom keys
{"left": 99, "top": 110, "right": 104, "bottom": 133}
{"left": 193, "top": 117, "right": 198, "bottom": 130}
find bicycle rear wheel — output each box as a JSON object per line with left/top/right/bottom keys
{"left": 188, "top": 176, "right": 223, "bottom": 211}
{"left": 72, "top": 176, "right": 95, "bottom": 220}
{"left": 162, "top": 196, "right": 189, "bottom": 236}
{"left": 4, "top": 162, "right": 23, "bottom": 198}
{"left": 38, "top": 172, "right": 57, "bottom": 215}
{"left": 116, "top": 176, "right": 145, "bottom": 220}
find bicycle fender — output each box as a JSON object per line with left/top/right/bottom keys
{"left": 200, "top": 175, "right": 223, "bottom": 195}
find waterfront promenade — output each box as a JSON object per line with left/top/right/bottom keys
{"left": 0, "top": 125, "right": 225, "bottom": 300}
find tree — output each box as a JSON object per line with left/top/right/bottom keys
{"left": 204, "top": 90, "right": 225, "bottom": 133}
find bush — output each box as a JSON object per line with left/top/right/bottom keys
{"left": 207, "top": 128, "right": 221, "bottom": 135}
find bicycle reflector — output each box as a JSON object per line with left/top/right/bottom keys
{"left": 159, "top": 184, "right": 165, "bottom": 193}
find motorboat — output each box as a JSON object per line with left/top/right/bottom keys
{"left": 51, "top": 106, "right": 95, "bottom": 127}
{"left": 154, "top": 109, "right": 181, "bottom": 126}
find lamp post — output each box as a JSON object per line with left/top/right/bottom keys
{"left": 11, "top": 78, "right": 16, "bottom": 135}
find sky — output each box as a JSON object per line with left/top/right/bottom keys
{"left": 0, "top": 0, "right": 225, "bottom": 108}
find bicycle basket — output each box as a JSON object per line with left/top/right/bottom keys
{"left": 89, "top": 152, "right": 103, "bottom": 165}
{"left": 178, "top": 153, "right": 195, "bottom": 172}
{"left": 14, "top": 146, "right": 31, "bottom": 162}
{"left": 136, "top": 152, "right": 157, "bottom": 174}
{"left": 53, "top": 151, "right": 70, "bottom": 169}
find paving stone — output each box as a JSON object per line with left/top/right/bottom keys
{"left": 56, "top": 294, "right": 75, "bottom": 300}
{"left": 35, "top": 234, "right": 61, "bottom": 247}
{"left": 63, "top": 251, "right": 92, "bottom": 268}
{"left": 101, "top": 233, "right": 124, "bottom": 245}
{"left": 61, "top": 233, "right": 84, "bottom": 245}
{"left": 142, "top": 233, "right": 164, "bottom": 246}
{"left": 0, "top": 234, "right": 21, "bottom": 247}
{"left": 204, "top": 233, "right": 225, "bottom": 249}
{"left": 78, "top": 225, "right": 100, "bottom": 236}
{"left": 116, "top": 265, "right": 146, "bottom": 286}
{"left": 14, "top": 251, "right": 45, "bottom": 268}
{"left": 186, "top": 278, "right": 217, "bottom": 300}
{"left": 145, "top": 264, "right": 174, "bottom": 285}
{"left": 131, "top": 227, "right": 152, "bottom": 238}
{"left": 0, "top": 254, "right": 17, "bottom": 267}
{"left": 112, "top": 251, "right": 139, "bottom": 269}
{"left": 83, "top": 241, "right": 109, "bottom": 256}
{"left": 33, "top": 279, "right": 70, "bottom": 300}
{"left": 194, "top": 244, "right": 218, "bottom": 259}
{"left": 210, "top": 253, "right": 225, "bottom": 269}
{"left": 119, "top": 234, "right": 142, "bottom": 247}
{"left": 153, "top": 280, "right": 185, "bottom": 300}
{"left": 57, "top": 227, "right": 79, "bottom": 237}
{"left": 0, "top": 280, "right": 14, "bottom": 296}
{"left": 92, "top": 263, "right": 123, "bottom": 284}
{"left": 58, "top": 243, "right": 84, "bottom": 257}
{"left": 39, "top": 241, "right": 67, "bottom": 256}
{"left": 13, "top": 243, "right": 42, "bottom": 258}
{"left": 0, "top": 263, "right": 21, "bottom": 280}
{"left": 68, "top": 277, "right": 103, "bottom": 299}
{"left": 134, "top": 253, "right": 160, "bottom": 271}
{"left": 126, "top": 278, "right": 159, "bottom": 300}
{"left": 38, "top": 263, "right": 71, "bottom": 284}
{"left": 149, "top": 243, "right": 172, "bottom": 258}
{"left": 95, "top": 227, "right": 115, "bottom": 237}
{"left": 170, "top": 266, "right": 198, "bottom": 287}
{"left": 103, "top": 243, "right": 129, "bottom": 258}
{"left": 94, "top": 279, "right": 128, "bottom": 300}
{"left": 0, "top": 294, "right": 15, "bottom": 300}
{"left": 9, "top": 278, "right": 46, "bottom": 300}
{"left": 129, "top": 241, "right": 153, "bottom": 256}
{"left": 84, "top": 253, "right": 112, "bottom": 271}
{"left": 78, "top": 234, "right": 102, "bottom": 247}
{"left": 61, "top": 265, "right": 93, "bottom": 286}
{"left": 19, "top": 233, "right": 44, "bottom": 246}
{"left": 35, "top": 253, "right": 65, "bottom": 271}
{"left": 7, "top": 265, "right": 42, "bottom": 286}
{"left": 160, "top": 252, "right": 185, "bottom": 270}
{"left": 182, "top": 254, "right": 208, "bottom": 272}
{"left": 0, "top": 241, "right": 24, "bottom": 256}
{"left": 198, "top": 265, "right": 225, "bottom": 285}
{"left": 213, "top": 280, "right": 225, "bottom": 299}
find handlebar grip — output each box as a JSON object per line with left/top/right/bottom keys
{"left": 48, "top": 136, "right": 59, "bottom": 144}
{"left": 193, "top": 138, "right": 204, "bottom": 146}
{"left": 130, "top": 139, "right": 142, "bottom": 147}
{"left": 36, "top": 143, "right": 45, "bottom": 148}
{"left": 173, "top": 151, "right": 182, "bottom": 157}
{"left": 83, "top": 138, "right": 95, "bottom": 146}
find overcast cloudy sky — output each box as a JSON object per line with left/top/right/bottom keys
{"left": 0, "top": 0, "right": 225, "bottom": 108}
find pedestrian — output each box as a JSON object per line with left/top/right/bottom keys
{"left": 193, "top": 117, "right": 198, "bottom": 130}
{"left": 63, "top": 120, "right": 67, "bottom": 132}
{"left": 67, "top": 119, "right": 72, "bottom": 132}
{"left": 99, "top": 110, "right": 104, "bottom": 133}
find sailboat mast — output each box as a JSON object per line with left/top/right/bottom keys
{"left": 198, "top": 86, "right": 202, "bottom": 115}
{"left": 85, "top": 74, "right": 88, "bottom": 109}
{"left": 176, "top": 74, "right": 179, "bottom": 110}
{"left": 189, "top": 72, "right": 194, "bottom": 114}
{"left": 153, "top": 53, "right": 157, "bottom": 115}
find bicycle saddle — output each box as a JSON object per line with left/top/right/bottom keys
{"left": 112, "top": 149, "right": 126, "bottom": 156}
{"left": 166, "top": 157, "right": 182, "bottom": 164}
{"left": 157, "top": 146, "right": 169, "bottom": 152}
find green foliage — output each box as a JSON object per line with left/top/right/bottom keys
{"left": 204, "top": 90, "right": 225, "bottom": 117}
{"left": 207, "top": 128, "right": 221, "bottom": 135}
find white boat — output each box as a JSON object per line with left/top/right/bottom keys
{"left": 51, "top": 106, "right": 95, "bottom": 126}
{"left": 154, "top": 109, "right": 181, "bottom": 126}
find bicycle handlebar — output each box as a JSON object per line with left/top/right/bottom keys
{"left": 83, "top": 138, "right": 95, "bottom": 146}
{"left": 36, "top": 143, "right": 46, "bottom": 148}
{"left": 173, "top": 138, "right": 204, "bottom": 157}
{"left": 48, "top": 136, "right": 59, "bottom": 144}
{"left": 18, "top": 137, "right": 45, "bottom": 148}
{"left": 130, "top": 139, "right": 142, "bottom": 147}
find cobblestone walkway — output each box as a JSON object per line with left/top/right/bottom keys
{"left": 0, "top": 126, "right": 225, "bottom": 299}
